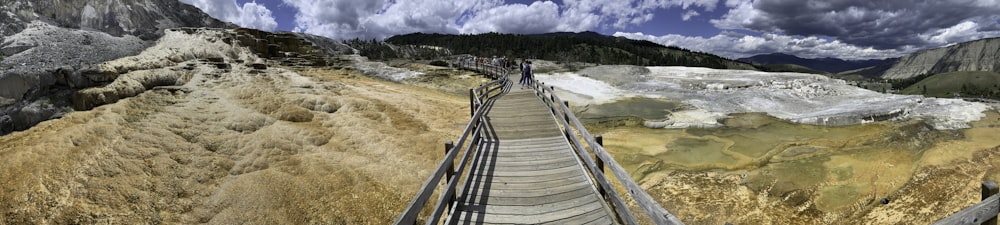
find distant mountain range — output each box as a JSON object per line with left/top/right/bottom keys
{"left": 738, "top": 53, "right": 892, "bottom": 74}
{"left": 382, "top": 31, "right": 757, "bottom": 70}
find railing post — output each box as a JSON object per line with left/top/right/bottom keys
{"left": 594, "top": 134, "right": 610, "bottom": 209}
{"left": 984, "top": 181, "right": 998, "bottom": 225}
{"left": 560, "top": 100, "right": 569, "bottom": 136}
{"left": 563, "top": 101, "right": 570, "bottom": 126}
{"left": 445, "top": 141, "right": 456, "bottom": 212}
{"left": 469, "top": 89, "right": 476, "bottom": 118}
{"left": 595, "top": 134, "right": 605, "bottom": 175}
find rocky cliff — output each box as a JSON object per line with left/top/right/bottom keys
{"left": 0, "top": 0, "right": 232, "bottom": 134}
{"left": 881, "top": 38, "right": 1000, "bottom": 79}
{"left": 0, "top": 0, "right": 230, "bottom": 39}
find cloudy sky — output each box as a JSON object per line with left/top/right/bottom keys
{"left": 178, "top": 0, "right": 1000, "bottom": 60}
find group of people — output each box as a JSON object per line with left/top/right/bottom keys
{"left": 456, "top": 55, "right": 534, "bottom": 89}
{"left": 519, "top": 60, "right": 532, "bottom": 89}
{"left": 458, "top": 55, "right": 514, "bottom": 69}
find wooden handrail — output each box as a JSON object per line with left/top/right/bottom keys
{"left": 393, "top": 59, "right": 509, "bottom": 225}
{"left": 933, "top": 181, "right": 1000, "bottom": 225}
{"left": 538, "top": 88, "right": 639, "bottom": 224}
{"left": 531, "top": 79, "right": 686, "bottom": 225}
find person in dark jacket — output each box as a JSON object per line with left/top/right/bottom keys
{"left": 519, "top": 61, "right": 533, "bottom": 89}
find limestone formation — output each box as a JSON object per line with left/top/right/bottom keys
{"left": 0, "top": 0, "right": 233, "bottom": 135}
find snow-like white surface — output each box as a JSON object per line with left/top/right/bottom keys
{"left": 537, "top": 72, "right": 627, "bottom": 104}
{"left": 347, "top": 55, "right": 423, "bottom": 81}
{"left": 536, "top": 66, "right": 989, "bottom": 130}
{"left": 643, "top": 109, "right": 727, "bottom": 129}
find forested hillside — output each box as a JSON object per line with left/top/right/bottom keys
{"left": 381, "top": 32, "right": 757, "bottom": 70}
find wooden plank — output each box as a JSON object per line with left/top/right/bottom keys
{"left": 473, "top": 168, "right": 583, "bottom": 181}
{"left": 491, "top": 123, "right": 561, "bottom": 130}
{"left": 476, "top": 153, "right": 574, "bottom": 163}
{"left": 488, "top": 117, "right": 552, "bottom": 123}
{"left": 485, "top": 155, "right": 572, "bottom": 164}
{"left": 491, "top": 123, "right": 561, "bottom": 129}
{"left": 500, "top": 137, "right": 566, "bottom": 144}
{"left": 483, "top": 161, "right": 579, "bottom": 172}
{"left": 493, "top": 127, "right": 560, "bottom": 132}
{"left": 499, "top": 139, "right": 567, "bottom": 147}
{"left": 488, "top": 112, "right": 555, "bottom": 119}
{"left": 462, "top": 182, "right": 591, "bottom": 198}
{"left": 460, "top": 187, "right": 596, "bottom": 205}
{"left": 492, "top": 147, "right": 569, "bottom": 156}
{"left": 465, "top": 176, "right": 589, "bottom": 190}
{"left": 492, "top": 147, "right": 572, "bottom": 156}
{"left": 464, "top": 174, "right": 584, "bottom": 186}
{"left": 484, "top": 160, "right": 576, "bottom": 169}
{"left": 469, "top": 157, "right": 578, "bottom": 167}
{"left": 498, "top": 144, "right": 570, "bottom": 152}
{"left": 488, "top": 154, "right": 575, "bottom": 162}
{"left": 542, "top": 206, "right": 615, "bottom": 225}
{"left": 470, "top": 166, "right": 582, "bottom": 178}
{"left": 495, "top": 131, "right": 563, "bottom": 140}
{"left": 581, "top": 216, "right": 615, "bottom": 225}
{"left": 452, "top": 199, "right": 604, "bottom": 224}
{"left": 463, "top": 194, "right": 601, "bottom": 215}
{"left": 451, "top": 205, "right": 614, "bottom": 225}
{"left": 498, "top": 142, "right": 567, "bottom": 149}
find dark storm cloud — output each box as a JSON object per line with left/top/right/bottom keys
{"left": 979, "top": 16, "right": 1000, "bottom": 31}
{"left": 717, "top": 0, "right": 1000, "bottom": 49}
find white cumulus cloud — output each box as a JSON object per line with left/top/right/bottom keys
{"left": 922, "top": 20, "right": 1000, "bottom": 46}
{"left": 614, "top": 31, "right": 911, "bottom": 60}
{"left": 178, "top": 0, "right": 278, "bottom": 31}
{"left": 278, "top": 0, "right": 722, "bottom": 40}
{"left": 460, "top": 1, "right": 563, "bottom": 34}
{"left": 282, "top": 0, "right": 502, "bottom": 40}
{"left": 681, "top": 10, "right": 700, "bottom": 21}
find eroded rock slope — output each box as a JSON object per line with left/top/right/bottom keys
{"left": 0, "top": 0, "right": 232, "bottom": 134}
{"left": 882, "top": 38, "right": 1000, "bottom": 79}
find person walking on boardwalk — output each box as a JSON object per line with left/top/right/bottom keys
{"left": 520, "top": 60, "right": 533, "bottom": 89}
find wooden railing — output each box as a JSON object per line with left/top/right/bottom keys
{"left": 532, "top": 80, "right": 686, "bottom": 225}
{"left": 393, "top": 59, "right": 510, "bottom": 225}
{"left": 933, "top": 181, "right": 999, "bottom": 225}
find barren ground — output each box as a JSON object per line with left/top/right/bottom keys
{"left": 0, "top": 62, "right": 485, "bottom": 224}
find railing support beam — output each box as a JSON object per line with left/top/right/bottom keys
{"left": 469, "top": 89, "right": 475, "bottom": 118}
{"left": 595, "top": 134, "right": 605, "bottom": 175}
{"left": 445, "top": 141, "right": 456, "bottom": 207}
{"left": 985, "top": 181, "right": 999, "bottom": 225}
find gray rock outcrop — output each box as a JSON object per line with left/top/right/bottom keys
{"left": 1, "top": 0, "right": 230, "bottom": 39}
{"left": 0, "top": 0, "right": 233, "bottom": 134}
{"left": 882, "top": 38, "right": 1000, "bottom": 79}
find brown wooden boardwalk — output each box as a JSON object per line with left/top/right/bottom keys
{"left": 448, "top": 73, "right": 619, "bottom": 224}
